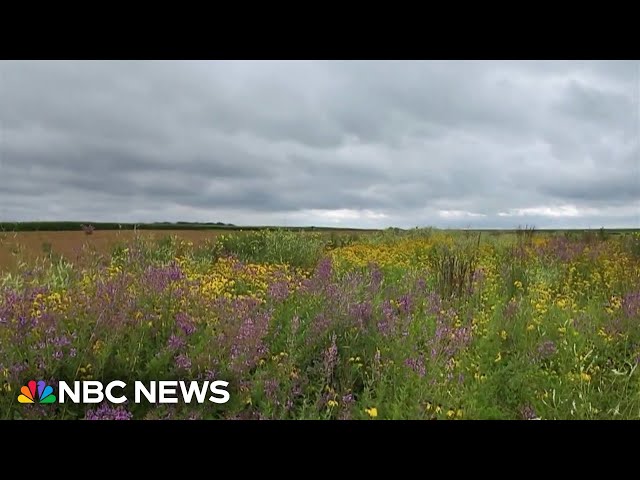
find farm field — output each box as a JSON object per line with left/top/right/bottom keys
{"left": 1, "top": 228, "right": 640, "bottom": 419}
{"left": 0, "top": 230, "right": 226, "bottom": 274}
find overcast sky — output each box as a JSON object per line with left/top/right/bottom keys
{"left": 0, "top": 60, "right": 638, "bottom": 228}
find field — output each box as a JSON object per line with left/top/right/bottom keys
{"left": 0, "top": 230, "right": 226, "bottom": 274}
{"left": 2, "top": 227, "right": 640, "bottom": 419}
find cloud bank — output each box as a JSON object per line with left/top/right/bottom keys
{"left": 1, "top": 60, "right": 638, "bottom": 228}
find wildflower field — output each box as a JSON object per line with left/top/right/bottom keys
{"left": 2, "top": 228, "right": 640, "bottom": 420}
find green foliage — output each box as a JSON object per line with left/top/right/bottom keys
{"left": 624, "top": 232, "right": 640, "bottom": 258}
{"left": 42, "top": 257, "right": 75, "bottom": 290}
{"left": 0, "top": 271, "right": 24, "bottom": 290}
{"left": 216, "top": 229, "right": 327, "bottom": 269}
{"left": 326, "top": 232, "right": 360, "bottom": 250}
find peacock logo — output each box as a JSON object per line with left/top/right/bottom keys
{"left": 18, "top": 380, "right": 57, "bottom": 404}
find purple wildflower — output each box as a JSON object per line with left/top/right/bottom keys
{"left": 167, "top": 334, "right": 186, "bottom": 351}
{"left": 537, "top": 237, "right": 584, "bottom": 263}
{"left": 369, "top": 263, "right": 383, "bottom": 292}
{"left": 378, "top": 300, "right": 397, "bottom": 337}
{"left": 405, "top": 356, "right": 426, "bottom": 377}
{"left": 143, "top": 263, "right": 184, "bottom": 292}
{"left": 85, "top": 403, "right": 133, "bottom": 420}
{"left": 398, "top": 294, "right": 413, "bottom": 316}
{"left": 349, "top": 301, "right": 373, "bottom": 329}
{"left": 622, "top": 292, "right": 640, "bottom": 318}
{"left": 228, "top": 309, "right": 271, "bottom": 375}
{"left": 377, "top": 318, "right": 390, "bottom": 337}
{"left": 323, "top": 333, "right": 339, "bottom": 378}
{"left": 429, "top": 311, "right": 472, "bottom": 360}
{"left": 342, "top": 393, "right": 355, "bottom": 405}
{"left": 520, "top": 404, "right": 538, "bottom": 420}
{"left": 309, "top": 313, "right": 332, "bottom": 340}
{"left": 315, "top": 257, "right": 333, "bottom": 283}
{"left": 427, "top": 292, "right": 444, "bottom": 316}
{"left": 267, "top": 281, "right": 290, "bottom": 302}
{"left": 9, "top": 362, "right": 27, "bottom": 377}
{"left": 536, "top": 340, "right": 557, "bottom": 360}
{"left": 176, "top": 312, "right": 196, "bottom": 336}
{"left": 53, "top": 336, "right": 71, "bottom": 348}
{"left": 290, "top": 382, "right": 303, "bottom": 399}
{"left": 264, "top": 379, "right": 280, "bottom": 403}
{"left": 175, "top": 353, "right": 192, "bottom": 370}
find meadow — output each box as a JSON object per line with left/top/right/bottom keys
{"left": 1, "top": 227, "right": 640, "bottom": 420}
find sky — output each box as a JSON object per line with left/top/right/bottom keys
{"left": 0, "top": 60, "right": 638, "bottom": 229}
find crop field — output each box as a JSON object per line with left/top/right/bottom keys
{"left": 0, "top": 230, "right": 226, "bottom": 274}
{"left": 1, "top": 228, "right": 640, "bottom": 419}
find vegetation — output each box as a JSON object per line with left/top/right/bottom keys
{"left": 1, "top": 229, "right": 640, "bottom": 419}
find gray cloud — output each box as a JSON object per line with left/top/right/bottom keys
{"left": 1, "top": 60, "right": 639, "bottom": 228}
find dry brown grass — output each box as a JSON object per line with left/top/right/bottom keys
{"left": 0, "top": 230, "right": 224, "bottom": 273}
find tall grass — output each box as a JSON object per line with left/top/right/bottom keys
{"left": 216, "top": 229, "right": 327, "bottom": 269}
{"left": 428, "top": 233, "right": 481, "bottom": 300}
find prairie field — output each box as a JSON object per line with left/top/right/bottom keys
{"left": 2, "top": 228, "right": 640, "bottom": 419}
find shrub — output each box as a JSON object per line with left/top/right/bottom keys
{"left": 81, "top": 224, "right": 95, "bottom": 235}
